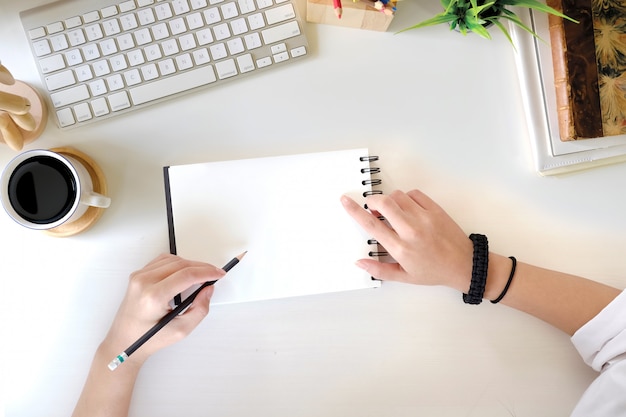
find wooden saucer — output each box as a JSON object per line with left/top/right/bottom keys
{"left": 0, "top": 80, "right": 48, "bottom": 150}
{"left": 45, "top": 147, "right": 109, "bottom": 237}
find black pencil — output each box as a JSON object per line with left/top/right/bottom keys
{"left": 108, "top": 251, "right": 247, "bottom": 371}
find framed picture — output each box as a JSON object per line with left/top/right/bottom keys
{"left": 511, "top": 8, "right": 626, "bottom": 175}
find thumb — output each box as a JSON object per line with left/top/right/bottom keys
{"left": 173, "top": 286, "right": 214, "bottom": 334}
{"left": 355, "top": 259, "right": 407, "bottom": 282}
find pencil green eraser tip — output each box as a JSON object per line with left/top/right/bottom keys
{"left": 108, "top": 352, "right": 128, "bottom": 371}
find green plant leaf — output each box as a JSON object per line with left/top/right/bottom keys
{"left": 499, "top": 0, "right": 578, "bottom": 22}
{"left": 488, "top": 18, "right": 514, "bottom": 46}
{"left": 396, "top": 13, "right": 460, "bottom": 33}
{"left": 497, "top": 12, "right": 545, "bottom": 42}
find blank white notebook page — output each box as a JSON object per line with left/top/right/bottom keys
{"left": 165, "top": 148, "right": 382, "bottom": 305}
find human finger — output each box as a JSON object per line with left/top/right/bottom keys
{"left": 152, "top": 263, "right": 225, "bottom": 302}
{"left": 406, "top": 189, "right": 443, "bottom": 211}
{"left": 341, "top": 195, "right": 398, "bottom": 248}
{"left": 354, "top": 258, "right": 409, "bottom": 283}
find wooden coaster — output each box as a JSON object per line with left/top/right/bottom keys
{"left": 0, "top": 80, "right": 48, "bottom": 150}
{"left": 45, "top": 147, "right": 109, "bottom": 237}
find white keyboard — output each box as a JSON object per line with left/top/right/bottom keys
{"left": 20, "top": 0, "right": 309, "bottom": 129}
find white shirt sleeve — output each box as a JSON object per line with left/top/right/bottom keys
{"left": 570, "top": 290, "right": 626, "bottom": 417}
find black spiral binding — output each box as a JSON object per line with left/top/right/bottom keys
{"left": 360, "top": 155, "right": 388, "bottom": 259}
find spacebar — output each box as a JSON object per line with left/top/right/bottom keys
{"left": 130, "top": 67, "right": 217, "bottom": 105}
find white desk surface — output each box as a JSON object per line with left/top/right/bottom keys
{"left": 1, "top": 1, "right": 625, "bottom": 416}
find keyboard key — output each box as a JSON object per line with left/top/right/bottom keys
{"left": 120, "top": 14, "right": 139, "bottom": 31}
{"left": 238, "top": 0, "right": 256, "bottom": 14}
{"left": 110, "top": 55, "right": 129, "bottom": 71}
{"left": 290, "top": 45, "right": 306, "bottom": 57}
{"left": 109, "top": 91, "right": 131, "bottom": 111}
{"left": 82, "top": 11, "right": 101, "bottom": 24}
{"left": 106, "top": 74, "right": 125, "bottom": 91}
{"left": 186, "top": 13, "right": 204, "bottom": 30}
{"left": 123, "top": 69, "right": 142, "bottom": 86}
{"left": 138, "top": 9, "right": 156, "bottom": 25}
{"left": 244, "top": 32, "right": 261, "bottom": 49}
{"left": 39, "top": 54, "right": 66, "bottom": 74}
{"left": 89, "top": 79, "right": 108, "bottom": 96}
{"left": 273, "top": 51, "right": 288, "bottom": 63}
{"left": 47, "top": 21, "right": 64, "bottom": 34}
{"left": 45, "top": 70, "right": 76, "bottom": 90}
{"left": 85, "top": 24, "right": 104, "bottom": 41}
{"left": 158, "top": 58, "right": 176, "bottom": 75}
{"left": 141, "top": 63, "right": 159, "bottom": 80}
{"left": 65, "top": 49, "right": 84, "bottom": 68}
{"left": 119, "top": 1, "right": 137, "bottom": 13}
{"left": 221, "top": 3, "right": 238, "bottom": 19}
{"left": 93, "top": 60, "right": 111, "bottom": 77}
{"left": 57, "top": 108, "right": 75, "bottom": 127}
{"left": 103, "top": 19, "right": 122, "bottom": 36}
{"left": 209, "top": 43, "right": 227, "bottom": 60}
{"left": 118, "top": 33, "right": 136, "bottom": 50}
{"left": 203, "top": 8, "right": 221, "bottom": 24}
{"left": 65, "top": 16, "right": 83, "bottom": 29}
{"left": 191, "top": 0, "right": 208, "bottom": 9}
{"left": 155, "top": 3, "right": 173, "bottom": 20}
{"left": 261, "top": 20, "right": 300, "bottom": 44}
{"left": 32, "top": 39, "right": 52, "bottom": 57}
{"left": 256, "top": 56, "right": 271, "bottom": 68}
{"left": 130, "top": 66, "right": 217, "bottom": 104}
{"left": 179, "top": 33, "right": 197, "bottom": 51}
{"left": 172, "top": 0, "right": 191, "bottom": 15}
{"left": 100, "top": 38, "right": 118, "bottom": 55}
{"left": 152, "top": 23, "right": 169, "bottom": 40}
{"left": 28, "top": 27, "right": 46, "bottom": 40}
{"left": 74, "top": 102, "right": 93, "bottom": 122}
{"left": 51, "top": 84, "right": 90, "bottom": 107}
{"left": 91, "top": 97, "right": 110, "bottom": 116}
{"left": 101, "top": 6, "right": 119, "bottom": 18}
{"left": 215, "top": 59, "right": 237, "bottom": 79}
{"left": 192, "top": 48, "right": 211, "bottom": 65}
{"left": 50, "top": 34, "right": 69, "bottom": 51}
{"left": 127, "top": 49, "right": 146, "bottom": 66}
{"left": 236, "top": 53, "right": 254, "bottom": 73}
{"left": 265, "top": 4, "right": 294, "bottom": 25}
{"left": 226, "top": 37, "right": 244, "bottom": 55}
{"left": 68, "top": 29, "right": 87, "bottom": 46}
{"left": 175, "top": 53, "right": 193, "bottom": 70}
{"left": 82, "top": 44, "right": 101, "bottom": 60}
{"left": 75, "top": 65, "right": 94, "bottom": 82}
{"left": 196, "top": 28, "right": 214, "bottom": 45}
{"left": 144, "top": 44, "right": 162, "bottom": 61}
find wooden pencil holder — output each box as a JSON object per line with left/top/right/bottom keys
{"left": 306, "top": 0, "right": 396, "bottom": 32}
{"left": 0, "top": 62, "right": 48, "bottom": 151}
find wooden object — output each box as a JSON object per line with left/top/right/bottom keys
{"left": 547, "top": 0, "right": 626, "bottom": 141}
{"left": 0, "top": 80, "right": 47, "bottom": 150}
{"left": 45, "top": 147, "right": 109, "bottom": 238}
{"left": 306, "top": 0, "right": 395, "bottom": 31}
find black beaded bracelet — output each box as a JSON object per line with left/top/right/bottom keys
{"left": 490, "top": 256, "right": 517, "bottom": 304}
{"left": 463, "top": 233, "right": 489, "bottom": 305}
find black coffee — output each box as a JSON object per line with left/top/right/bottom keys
{"left": 8, "top": 156, "right": 77, "bottom": 224}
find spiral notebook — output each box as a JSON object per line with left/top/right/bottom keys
{"left": 163, "top": 148, "right": 383, "bottom": 305}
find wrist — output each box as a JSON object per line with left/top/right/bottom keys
{"left": 483, "top": 253, "right": 513, "bottom": 301}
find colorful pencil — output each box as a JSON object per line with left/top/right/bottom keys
{"left": 333, "top": 0, "right": 343, "bottom": 19}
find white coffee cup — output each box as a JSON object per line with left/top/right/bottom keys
{"left": 1, "top": 149, "right": 111, "bottom": 230}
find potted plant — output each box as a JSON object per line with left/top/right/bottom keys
{"left": 400, "top": 0, "right": 577, "bottom": 43}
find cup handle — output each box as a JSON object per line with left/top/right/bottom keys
{"left": 82, "top": 192, "right": 111, "bottom": 208}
